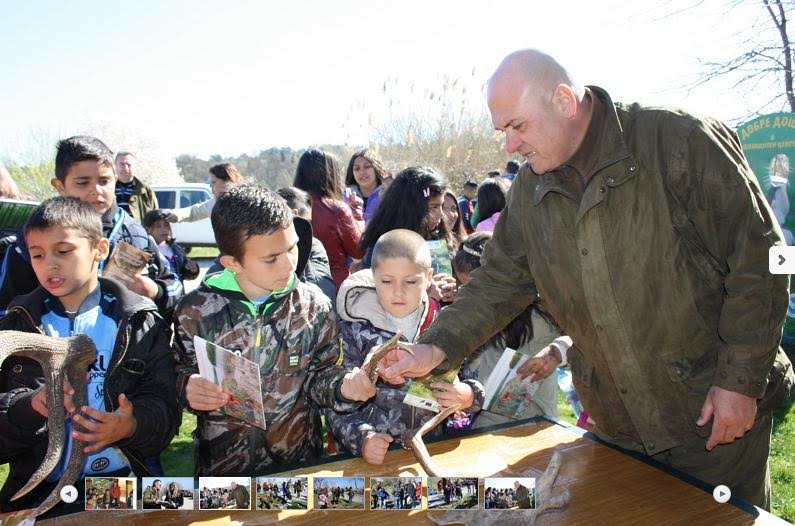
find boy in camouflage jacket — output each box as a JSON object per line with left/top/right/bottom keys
{"left": 173, "top": 185, "right": 374, "bottom": 475}
{"left": 326, "top": 229, "right": 484, "bottom": 465}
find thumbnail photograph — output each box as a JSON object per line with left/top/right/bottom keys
{"left": 198, "top": 477, "right": 251, "bottom": 510}
{"left": 141, "top": 477, "right": 195, "bottom": 510}
{"left": 370, "top": 477, "right": 422, "bottom": 510}
{"left": 255, "top": 477, "right": 308, "bottom": 510}
{"left": 313, "top": 477, "right": 365, "bottom": 510}
{"left": 484, "top": 477, "right": 535, "bottom": 510}
{"left": 85, "top": 477, "right": 136, "bottom": 510}
{"left": 427, "top": 477, "right": 478, "bottom": 510}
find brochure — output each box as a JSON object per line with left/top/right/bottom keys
{"left": 103, "top": 241, "right": 150, "bottom": 284}
{"left": 426, "top": 239, "right": 453, "bottom": 276}
{"left": 482, "top": 347, "right": 540, "bottom": 419}
{"left": 194, "top": 335, "right": 266, "bottom": 430}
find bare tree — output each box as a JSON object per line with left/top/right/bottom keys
{"left": 692, "top": 0, "right": 794, "bottom": 116}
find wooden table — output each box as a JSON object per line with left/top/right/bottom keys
{"left": 36, "top": 418, "right": 788, "bottom": 525}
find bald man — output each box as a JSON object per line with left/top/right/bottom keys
{"left": 379, "top": 49, "right": 793, "bottom": 510}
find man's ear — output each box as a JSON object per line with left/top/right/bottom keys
{"left": 219, "top": 254, "right": 242, "bottom": 273}
{"left": 552, "top": 84, "right": 578, "bottom": 118}
{"left": 51, "top": 178, "right": 65, "bottom": 194}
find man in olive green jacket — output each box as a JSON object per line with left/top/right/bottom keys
{"left": 379, "top": 50, "right": 794, "bottom": 510}
{"left": 229, "top": 481, "right": 250, "bottom": 510}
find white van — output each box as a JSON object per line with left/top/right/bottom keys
{"left": 152, "top": 183, "right": 216, "bottom": 248}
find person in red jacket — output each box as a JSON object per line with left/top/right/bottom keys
{"left": 294, "top": 149, "right": 364, "bottom": 288}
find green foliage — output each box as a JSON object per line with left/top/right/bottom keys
{"left": 5, "top": 160, "right": 57, "bottom": 202}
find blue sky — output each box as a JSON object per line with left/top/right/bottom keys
{"left": 0, "top": 0, "right": 777, "bottom": 162}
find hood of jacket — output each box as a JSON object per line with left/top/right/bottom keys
{"left": 336, "top": 269, "right": 431, "bottom": 340}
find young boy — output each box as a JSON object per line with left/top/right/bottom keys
{"left": 143, "top": 209, "right": 200, "bottom": 284}
{"left": 0, "top": 197, "right": 179, "bottom": 515}
{"left": 325, "top": 229, "right": 484, "bottom": 465}
{"left": 173, "top": 184, "right": 374, "bottom": 476}
{"left": 276, "top": 186, "right": 336, "bottom": 304}
{"left": 0, "top": 135, "right": 183, "bottom": 318}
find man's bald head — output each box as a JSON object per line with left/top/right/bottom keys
{"left": 488, "top": 49, "right": 583, "bottom": 107}
{"left": 371, "top": 229, "right": 432, "bottom": 270}
{"left": 486, "top": 49, "right": 592, "bottom": 174}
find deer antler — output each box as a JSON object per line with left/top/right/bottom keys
{"left": 400, "top": 402, "right": 461, "bottom": 477}
{"left": 0, "top": 330, "right": 95, "bottom": 518}
{"left": 362, "top": 331, "right": 405, "bottom": 384}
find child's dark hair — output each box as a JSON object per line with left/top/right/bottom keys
{"left": 454, "top": 232, "right": 554, "bottom": 349}
{"left": 24, "top": 196, "right": 103, "bottom": 244}
{"left": 276, "top": 186, "right": 312, "bottom": 216}
{"left": 294, "top": 149, "right": 344, "bottom": 200}
{"left": 55, "top": 136, "right": 115, "bottom": 182}
{"left": 345, "top": 149, "right": 389, "bottom": 187}
{"left": 360, "top": 166, "right": 449, "bottom": 253}
{"left": 212, "top": 184, "right": 293, "bottom": 261}
{"left": 506, "top": 160, "right": 520, "bottom": 174}
{"left": 477, "top": 177, "right": 510, "bottom": 221}
{"left": 210, "top": 163, "right": 243, "bottom": 183}
{"left": 143, "top": 209, "right": 170, "bottom": 229}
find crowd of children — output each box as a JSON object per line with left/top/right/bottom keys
{"left": 0, "top": 135, "right": 570, "bottom": 518}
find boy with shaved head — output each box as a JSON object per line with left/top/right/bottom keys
{"left": 326, "top": 229, "right": 484, "bottom": 465}
{"left": 379, "top": 49, "right": 793, "bottom": 509}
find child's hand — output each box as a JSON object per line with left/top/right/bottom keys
{"left": 362, "top": 432, "right": 393, "bottom": 465}
{"left": 430, "top": 380, "right": 474, "bottom": 410}
{"left": 517, "top": 345, "right": 562, "bottom": 382}
{"left": 72, "top": 393, "right": 137, "bottom": 453}
{"left": 31, "top": 378, "right": 77, "bottom": 418}
{"left": 127, "top": 274, "right": 159, "bottom": 299}
{"left": 429, "top": 274, "right": 458, "bottom": 303}
{"left": 185, "top": 259, "right": 200, "bottom": 275}
{"left": 341, "top": 367, "right": 376, "bottom": 402}
{"left": 186, "top": 374, "right": 230, "bottom": 411}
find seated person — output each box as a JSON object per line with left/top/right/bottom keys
{"left": 0, "top": 197, "right": 179, "bottom": 516}
{"left": 325, "top": 229, "right": 484, "bottom": 465}
{"left": 172, "top": 184, "right": 374, "bottom": 475}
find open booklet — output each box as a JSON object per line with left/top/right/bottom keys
{"left": 403, "top": 368, "right": 459, "bottom": 413}
{"left": 194, "top": 336, "right": 267, "bottom": 430}
{"left": 426, "top": 239, "right": 453, "bottom": 275}
{"left": 102, "top": 241, "right": 151, "bottom": 285}
{"left": 482, "top": 347, "right": 540, "bottom": 419}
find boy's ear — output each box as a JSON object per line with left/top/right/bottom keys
{"left": 95, "top": 238, "right": 110, "bottom": 262}
{"left": 219, "top": 254, "right": 242, "bottom": 273}
{"left": 51, "top": 178, "right": 65, "bottom": 194}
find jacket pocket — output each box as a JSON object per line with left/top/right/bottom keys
{"left": 757, "top": 348, "right": 794, "bottom": 414}
{"left": 661, "top": 346, "right": 714, "bottom": 438}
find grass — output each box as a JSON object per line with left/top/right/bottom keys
{"left": 186, "top": 247, "right": 219, "bottom": 258}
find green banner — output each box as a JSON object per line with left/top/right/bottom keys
{"left": 738, "top": 113, "right": 795, "bottom": 347}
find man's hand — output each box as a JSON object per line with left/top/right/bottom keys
{"left": 165, "top": 212, "right": 179, "bottom": 223}
{"left": 127, "top": 274, "right": 159, "bottom": 299}
{"left": 186, "top": 374, "right": 230, "bottom": 411}
{"left": 31, "top": 378, "right": 77, "bottom": 418}
{"left": 340, "top": 367, "right": 376, "bottom": 401}
{"left": 696, "top": 386, "right": 757, "bottom": 451}
{"left": 72, "top": 393, "right": 138, "bottom": 453}
{"left": 362, "top": 432, "right": 393, "bottom": 465}
{"left": 430, "top": 380, "right": 474, "bottom": 410}
{"left": 377, "top": 343, "right": 447, "bottom": 385}
{"left": 517, "top": 345, "right": 562, "bottom": 382}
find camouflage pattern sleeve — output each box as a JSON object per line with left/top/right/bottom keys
{"left": 172, "top": 294, "right": 202, "bottom": 411}
{"left": 304, "top": 306, "right": 360, "bottom": 413}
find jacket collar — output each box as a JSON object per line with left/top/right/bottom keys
{"left": 203, "top": 268, "right": 297, "bottom": 317}
{"left": 7, "top": 276, "right": 156, "bottom": 322}
{"left": 532, "top": 85, "right": 636, "bottom": 206}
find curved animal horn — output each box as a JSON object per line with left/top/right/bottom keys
{"left": 0, "top": 331, "right": 95, "bottom": 517}
{"left": 401, "top": 402, "right": 461, "bottom": 477}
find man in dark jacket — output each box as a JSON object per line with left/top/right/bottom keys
{"left": 379, "top": 49, "right": 794, "bottom": 510}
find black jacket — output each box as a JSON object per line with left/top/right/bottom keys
{"left": 0, "top": 278, "right": 180, "bottom": 512}
{"left": 0, "top": 205, "right": 183, "bottom": 317}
